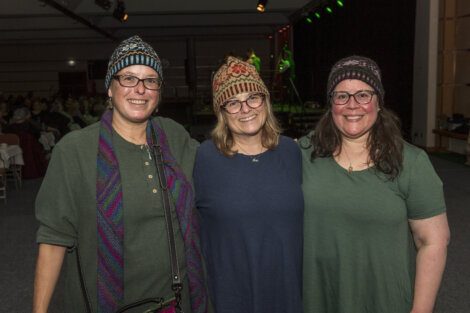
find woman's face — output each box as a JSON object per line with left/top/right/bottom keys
{"left": 107, "top": 64, "right": 160, "bottom": 125}
{"left": 222, "top": 92, "right": 267, "bottom": 142}
{"left": 331, "top": 79, "right": 379, "bottom": 141}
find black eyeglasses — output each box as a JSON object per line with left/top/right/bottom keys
{"left": 113, "top": 75, "right": 162, "bottom": 90}
{"left": 221, "top": 93, "right": 265, "bottom": 114}
{"left": 330, "top": 90, "right": 376, "bottom": 105}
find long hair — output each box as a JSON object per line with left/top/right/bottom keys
{"left": 211, "top": 96, "right": 281, "bottom": 156}
{"left": 310, "top": 106, "right": 404, "bottom": 179}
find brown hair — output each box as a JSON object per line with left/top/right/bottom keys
{"left": 309, "top": 106, "right": 403, "bottom": 179}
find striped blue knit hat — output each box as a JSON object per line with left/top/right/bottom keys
{"left": 105, "top": 35, "right": 163, "bottom": 90}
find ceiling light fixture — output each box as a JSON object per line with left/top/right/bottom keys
{"left": 113, "top": 0, "right": 128, "bottom": 22}
{"left": 257, "top": 0, "right": 268, "bottom": 13}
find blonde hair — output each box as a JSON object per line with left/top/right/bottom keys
{"left": 211, "top": 96, "right": 281, "bottom": 156}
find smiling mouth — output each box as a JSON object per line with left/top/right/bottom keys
{"left": 239, "top": 115, "right": 257, "bottom": 122}
{"left": 344, "top": 115, "right": 363, "bottom": 121}
{"left": 128, "top": 99, "right": 147, "bottom": 104}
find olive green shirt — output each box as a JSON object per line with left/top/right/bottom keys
{"left": 301, "top": 139, "right": 446, "bottom": 313}
{"left": 36, "top": 116, "right": 199, "bottom": 312}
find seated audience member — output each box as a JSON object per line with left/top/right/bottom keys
{"left": 4, "top": 107, "right": 48, "bottom": 178}
{"left": 64, "top": 97, "right": 87, "bottom": 129}
{"left": 5, "top": 107, "right": 41, "bottom": 139}
{"left": 0, "top": 101, "right": 10, "bottom": 131}
{"left": 42, "top": 100, "right": 73, "bottom": 138}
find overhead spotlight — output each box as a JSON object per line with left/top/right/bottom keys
{"left": 257, "top": 0, "right": 268, "bottom": 13}
{"left": 95, "top": 0, "right": 112, "bottom": 10}
{"left": 325, "top": 6, "right": 333, "bottom": 14}
{"left": 113, "top": 0, "right": 128, "bottom": 22}
{"left": 336, "top": 0, "right": 344, "bottom": 7}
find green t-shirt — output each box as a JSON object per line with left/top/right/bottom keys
{"left": 300, "top": 138, "right": 446, "bottom": 313}
{"left": 36, "top": 116, "right": 199, "bottom": 313}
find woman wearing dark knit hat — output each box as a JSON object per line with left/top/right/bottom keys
{"left": 193, "top": 56, "right": 303, "bottom": 313}
{"left": 300, "top": 55, "right": 450, "bottom": 313}
{"left": 34, "top": 36, "right": 208, "bottom": 313}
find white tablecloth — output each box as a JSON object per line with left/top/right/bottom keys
{"left": 0, "top": 145, "right": 24, "bottom": 168}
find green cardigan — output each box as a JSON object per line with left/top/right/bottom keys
{"left": 36, "top": 116, "right": 199, "bottom": 313}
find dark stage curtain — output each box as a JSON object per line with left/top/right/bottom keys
{"left": 293, "top": 0, "right": 416, "bottom": 139}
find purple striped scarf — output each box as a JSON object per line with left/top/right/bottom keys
{"left": 97, "top": 110, "right": 208, "bottom": 313}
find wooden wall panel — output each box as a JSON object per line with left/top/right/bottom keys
{"left": 454, "top": 86, "right": 470, "bottom": 116}
{"left": 457, "top": 0, "right": 470, "bottom": 15}
{"left": 445, "top": 0, "right": 456, "bottom": 18}
{"left": 455, "top": 17, "right": 470, "bottom": 49}
{"left": 442, "top": 52, "right": 455, "bottom": 84}
{"left": 444, "top": 20, "right": 456, "bottom": 49}
{"left": 455, "top": 53, "right": 470, "bottom": 84}
{"left": 441, "top": 85, "right": 455, "bottom": 116}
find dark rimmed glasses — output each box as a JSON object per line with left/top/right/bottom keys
{"left": 113, "top": 75, "right": 162, "bottom": 90}
{"left": 330, "top": 90, "right": 376, "bottom": 105}
{"left": 221, "top": 93, "right": 265, "bottom": 114}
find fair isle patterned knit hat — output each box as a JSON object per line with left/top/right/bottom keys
{"left": 327, "top": 55, "right": 384, "bottom": 104}
{"left": 212, "top": 56, "right": 269, "bottom": 110}
{"left": 105, "top": 35, "right": 163, "bottom": 90}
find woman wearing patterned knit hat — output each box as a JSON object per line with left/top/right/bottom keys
{"left": 300, "top": 55, "right": 450, "bottom": 313}
{"left": 193, "top": 56, "right": 303, "bottom": 313}
{"left": 33, "top": 36, "right": 208, "bottom": 313}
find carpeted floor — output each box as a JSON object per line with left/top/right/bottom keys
{"left": 0, "top": 155, "right": 469, "bottom": 312}
{"left": 430, "top": 151, "right": 468, "bottom": 167}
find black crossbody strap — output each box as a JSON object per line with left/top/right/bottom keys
{"left": 74, "top": 130, "right": 183, "bottom": 313}
{"left": 150, "top": 130, "right": 183, "bottom": 312}
{"left": 71, "top": 245, "right": 92, "bottom": 313}
{"left": 152, "top": 145, "right": 182, "bottom": 286}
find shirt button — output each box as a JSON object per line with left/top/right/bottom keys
{"left": 145, "top": 161, "right": 149, "bottom": 166}
{"left": 152, "top": 188, "right": 157, "bottom": 194}
{"left": 148, "top": 174, "right": 153, "bottom": 179}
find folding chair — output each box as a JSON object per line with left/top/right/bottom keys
{"left": 0, "top": 168, "right": 6, "bottom": 203}
{"left": 0, "top": 133, "right": 22, "bottom": 189}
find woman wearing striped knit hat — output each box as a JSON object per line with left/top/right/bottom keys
{"left": 34, "top": 36, "right": 208, "bottom": 313}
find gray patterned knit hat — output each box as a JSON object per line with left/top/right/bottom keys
{"left": 105, "top": 35, "right": 162, "bottom": 90}
{"left": 327, "top": 55, "right": 384, "bottom": 104}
